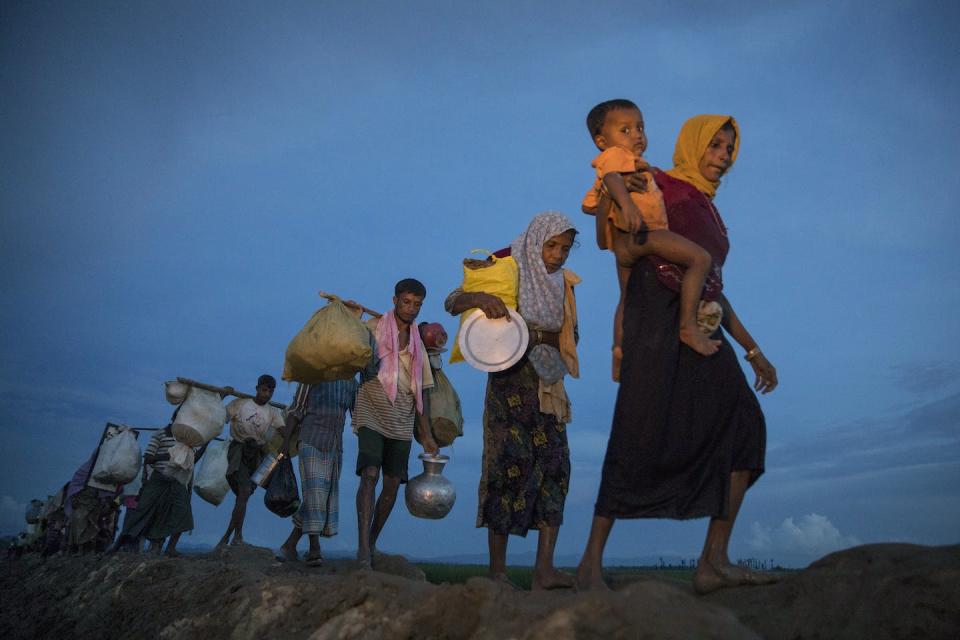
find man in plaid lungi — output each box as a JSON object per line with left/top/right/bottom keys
{"left": 277, "top": 378, "right": 357, "bottom": 565}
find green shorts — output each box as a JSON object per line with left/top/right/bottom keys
{"left": 356, "top": 427, "right": 412, "bottom": 482}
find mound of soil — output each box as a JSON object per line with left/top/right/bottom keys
{"left": 1, "top": 543, "right": 957, "bottom": 639}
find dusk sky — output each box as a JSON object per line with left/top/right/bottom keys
{"left": 2, "top": 1, "right": 958, "bottom": 567}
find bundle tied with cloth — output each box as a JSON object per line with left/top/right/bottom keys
{"left": 283, "top": 294, "right": 374, "bottom": 383}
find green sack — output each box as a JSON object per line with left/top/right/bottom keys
{"left": 283, "top": 299, "right": 372, "bottom": 383}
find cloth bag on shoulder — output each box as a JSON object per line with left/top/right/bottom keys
{"left": 193, "top": 438, "right": 231, "bottom": 505}
{"left": 283, "top": 298, "right": 373, "bottom": 383}
{"left": 427, "top": 368, "right": 463, "bottom": 446}
{"left": 449, "top": 250, "right": 519, "bottom": 364}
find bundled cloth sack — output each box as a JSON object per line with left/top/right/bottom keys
{"left": 172, "top": 386, "right": 227, "bottom": 447}
{"left": 164, "top": 380, "right": 189, "bottom": 405}
{"left": 427, "top": 368, "right": 463, "bottom": 447}
{"left": 449, "top": 250, "right": 519, "bottom": 363}
{"left": 263, "top": 456, "right": 300, "bottom": 517}
{"left": 194, "top": 438, "right": 230, "bottom": 505}
{"left": 91, "top": 428, "right": 142, "bottom": 485}
{"left": 283, "top": 298, "right": 373, "bottom": 383}
{"left": 167, "top": 441, "right": 196, "bottom": 475}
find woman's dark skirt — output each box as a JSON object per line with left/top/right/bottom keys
{"left": 119, "top": 472, "right": 194, "bottom": 540}
{"left": 595, "top": 261, "right": 765, "bottom": 520}
{"left": 477, "top": 358, "right": 570, "bottom": 536}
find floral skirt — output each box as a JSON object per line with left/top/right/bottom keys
{"left": 477, "top": 358, "right": 570, "bottom": 536}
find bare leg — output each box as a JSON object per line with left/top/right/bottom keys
{"left": 165, "top": 532, "right": 182, "bottom": 557}
{"left": 612, "top": 228, "right": 721, "bottom": 357}
{"left": 693, "top": 470, "right": 777, "bottom": 594}
{"left": 306, "top": 534, "right": 322, "bottom": 564}
{"left": 532, "top": 526, "right": 575, "bottom": 590}
{"left": 356, "top": 466, "right": 379, "bottom": 566}
{"left": 369, "top": 474, "right": 401, "bottom": 563}
{"left": 487, "top": 530, "right": 519, "bottom": 589}
{"left": 230, "top": 482, "right": 252, "bottom": 544}
{"left": 148, "top": 538, "right": 163, "bottom": 555}
{"left": 577, "top": 515, "right": 614, "bottom": 591}
{"left": 279, "top": 525, "right": 302, "bottom": 561}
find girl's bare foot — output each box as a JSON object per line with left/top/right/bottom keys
{"left": 576, "top": 562, "right": 611, "bottom": 592}
{"left": 532, "top": 567, "right": 576, "bottom": 591}
{"left": 679, "top": 327, "right": 721, "bottom": 356}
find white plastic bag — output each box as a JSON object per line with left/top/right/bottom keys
{"left": 91, "top": 429, "right": 142, "bottom": 485}
{"left": 194, "top": 439, "right": 231, "bottom": 506}
{"left": 172, "top": 387, "right": 227, "bottom": 446}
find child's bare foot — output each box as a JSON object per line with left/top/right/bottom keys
{"left": 680, "top": 327, "right": 721, "bottom": 356}
{"left": 532, "top": 567, "right": 576, "bottom": 591}
{"left": 611, "top": 346, "right": 623, "bottom": 382}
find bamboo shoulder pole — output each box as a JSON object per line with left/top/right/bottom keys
{"left": 318, "top": 291, "right": 382, "bottom": 318}
{"left": 176, "top": 377, "right": 288, "bottom": 411}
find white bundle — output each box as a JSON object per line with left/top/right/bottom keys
{"left": 91, "top": 429, "right": 142, "bottom": 485}
{"left": 167, "top": 442, "right": 195, "bottom": 474}
{"left": 164, "top": 380, "right": 189, "bottom": 405}
{"left": 194, "top": 439, "right": 230, "bottom": 505}
{"left": 172, "top": 387, "right": 227, "bottom": 446}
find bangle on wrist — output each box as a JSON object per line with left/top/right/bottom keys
{"left": 744, "top": 346, "right": 762, "bottom": 362}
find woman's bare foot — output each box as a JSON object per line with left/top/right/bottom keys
{"left": 532, "top": 567, "right": 576, "bottom": 591}
{"left": 611, "top": 346, "right": 623, "bottom": 382}
{"left": 576, "top": 562, "right": 611, "bottom": 592}
{"left": 229, "top": 537, "right": 247, "bottom": 547}
{"left": 679, "top": 327, "right": 721, "bottom": 356}
{"left": 488, "top": 572, "right": 521, "bottom": 590}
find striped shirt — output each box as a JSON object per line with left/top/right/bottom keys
{"left": 352, "top": 318, "right": 434, "bottom": 441}
{"left": 288, "top": 379, "right": 358, "bottom": 451}
{"left": 145, "top": 428, "right": 192, "bottom": 486}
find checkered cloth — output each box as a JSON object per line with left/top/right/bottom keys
{"left": 292, "top": 444, "right": 341, "bottom": 536}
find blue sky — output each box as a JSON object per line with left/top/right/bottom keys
{"left": 2, "top": 1, "right": 958, "bottom": 567}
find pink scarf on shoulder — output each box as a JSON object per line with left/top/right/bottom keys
{"left": 375, "top": 310, "right": 426, "bottom": 413}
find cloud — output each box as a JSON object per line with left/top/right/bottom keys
{"left": 0, "top": 495, "right": 27, "bottom": 534}
{"left": 891, "top": 360, "right": 960, "bottom": 395}
{"left": 748, "top": 513, "right": 861, "bottom": 560}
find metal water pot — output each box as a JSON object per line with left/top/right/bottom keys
{"left": 405, "top": 453, "right": 456, "bottom": 519}
{"left": 250, "top": 451, "right": 285, "bottom": 488}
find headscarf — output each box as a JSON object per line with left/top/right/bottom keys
{"left": 511, "top": 211, "right": 576, "bottom": 384}
{"left": 376, "top": 309, "right": 426, "bottom": 413}
{"left": 666, "top": 114, "right": 740, "bottom": 200}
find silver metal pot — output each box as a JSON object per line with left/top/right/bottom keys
{"left": 405, "top": 453, "right": 456, "bottom": 519}
{"left": 250, "top": 451, "right": 285, "bottom": 488}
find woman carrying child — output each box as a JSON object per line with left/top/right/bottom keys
{"left": 445, "top": 211, "right": 579, "bottom": 590}
{"left": 578, "top": 115, "right": 779, "bottom": 594}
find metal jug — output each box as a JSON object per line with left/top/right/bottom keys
{"left": 404, "top": 453, "right": 455, "bottom": 519}
{"left": 250, "top": 451, "right": 285, "bottom": 488}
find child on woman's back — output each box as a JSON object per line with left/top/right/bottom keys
{"left": 583, "top": 99, "right": 719, "bottom": 379}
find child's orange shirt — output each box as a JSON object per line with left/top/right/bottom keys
{"left": 583, "top": 146, "right": 668, "bottom": 249}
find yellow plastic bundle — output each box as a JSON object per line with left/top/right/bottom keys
{"left": 449, "top": 250, "right": 519, "bottom": 364}
{"left": 283, "top": 298, "right": 373, "bottom": 383}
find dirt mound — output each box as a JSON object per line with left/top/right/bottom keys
{"left": 1, "top": 543, "right": 957, "bottom": 639}
{"left": 705, "top": 543, "right": 960, "bottom": 640}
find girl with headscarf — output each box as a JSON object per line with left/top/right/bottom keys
{"left": 445, "top": 211, "right": 580, "bottom": 591}
{"left": 578, "top": 115, "right": 779, "bottom": 594}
